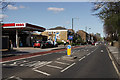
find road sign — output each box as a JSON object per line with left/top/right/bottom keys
{"left": 68, "top": 36, "right": 73, "bottom": 40}
{"left": 67, "top": 45, "right": 71, "bottom": 56}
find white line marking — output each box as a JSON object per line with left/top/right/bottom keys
{"left": 112, "top": 52, "right": 118, "bottom": 53}
{"left": 9, "top": 76, "right": 15, "bottom": 78}
{"left": 33, "top": 69, "right": 50, "bottom": 76}
{"left": 64, "top": 59, "right": 74, "bottom": 62}
{"left": 20, "top": 64, "right": 24, "bottom": 66}
{"left": 87, "top": 53, "right": 91, "bottom": 56}
{"left": 61, "top": 63, "right": 75, "bottom": 72}
{"left": 2, "top": 64, "right": 6, "bottom": 66}
{"left": 28, "top": 61, "right": 43, "bottom": 67}
{"left": 101, "top": 50, "right": 104, "bottom": 53}
{"left": 9, "top": 76, "right": 22, "bottom": 80}
{"left": 15, "top": 77, "right": 22, "bottom": 80}
{"left": 78, "top": 46, "right": 99, "bottom": 62}
{"left": 57, "top": 58, "right": 60, "bottom": 60}
{"left": 23, "top": 61, "right": 37, "bottom": 65}
{"left": 46, "top": 65, "right": 63, "bottom": 69}
{"left": 33, "top": 61, "right": 52, "bottom": 69}
{"left": 79, "top": 56, "right": 85, "bottom": 61}
{"left": 107, "top": 48, "right": 120, "bottom": 77}
{"left": 55, "top": 61, "right": 69, "bottom": 65}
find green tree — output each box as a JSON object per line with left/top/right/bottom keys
{"left": 92, "top": 2, "right": 120, "bottom": 42}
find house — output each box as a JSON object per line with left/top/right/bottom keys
{"left": 76, "top": 30, "right": 89, "bottom": 42}
{"left": 41, "top": 26, "right": 68, "bottom": 42}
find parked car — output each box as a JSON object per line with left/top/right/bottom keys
{"left": 53, "top": 41, "right": 58, "bottom": 47}
{"left": 92, "top": 42, "right": 95, "bottom": 45}
{"left": 41, "top": 41, "right": 54, "bottom": 48}
{"left": 33, "top": 40, "right": 42, "bottom": 48}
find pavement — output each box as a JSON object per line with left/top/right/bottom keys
{"left": 107, "top": 45, "right": 120, "bottom": 76}
{"left": 2, "top": 44, "right": 119, "bottom": 79}
{"left": 1, "top": 45, "right": 66, "bottom": 58}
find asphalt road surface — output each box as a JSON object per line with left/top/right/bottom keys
{"left": 2, "top": 44, "right": 119, "bottom": 79}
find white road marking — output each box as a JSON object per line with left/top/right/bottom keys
{"left": 54, "top": 61, "right": 69, "bottom": 65}
{"left": 87, "top": 53, "right": 91, "bottom": 56}
{"left": 2, "top": 64, "right": 6, "bottom": 66}
{"left": 46, "top": 65, "right": 63, "bottom": 69}
{"left": 33, "top": 61, "right": 52, "bottom": 69}
{"left": 13, "top": 62, "right": 17, "bottom": 64}
{"left": 112, "top": 52, "right": 118, "bottom": 53}
{"left": 57, "top": 58, "right": 60, "bottom": 60}
{"left": 9, "top": 76, "right": 15, "bottom": 78}
{"left": 33, "top": 69, "right": 50, "bottom": 76}
{"left": 1, "top": 46, "right": 86, "bottom": 64}
{"left": 78, "top": 46, "right": 99, "bottom": 62}
{"left": 107, "top": 48, "right": 120, "bottom": 77}
{"left": 15, "top": 76, "right": 22, "bottom": 80}
{"left": 28, "top": 61, "right": 43, "bottom": 67}
{"left": 79, "top": 56, "right": 85, "bottom": 61}
{"left": 9, "top": 76, "right": 22, "bottom": 80}
{"left": 64, "top": 59, "right": 74, "bottom": 62}
{"left": 20, "top": 64, "right": 24, "bottom": 66}
{"left": 61, "top": 63, "right": 75, "bottom": 72}
{"left": 101, "top": 50, "right": 104, "bottom": 53}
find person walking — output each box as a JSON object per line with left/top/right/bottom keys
{"left": 9, "top": 40, "right": 13, "bottom": 50}
{"left": 64, "top": 41, "right": 66, "bottom": 47}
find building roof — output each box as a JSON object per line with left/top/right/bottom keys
{"left": 49, "top": 26, "right": 67, "bottom": 30}
{"left": 68, "top": 29, "right": 75, "bottom": 32}
{"left": 77, "top": 30, "right": 87, "bottom": 34}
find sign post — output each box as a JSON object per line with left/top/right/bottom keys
{"left": 67, "top": 45, "right": 71, "bottom": 56}
{"left": 54, "top": 32, "right": 59, "bottom": 45}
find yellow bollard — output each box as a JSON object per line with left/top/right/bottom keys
{"left": 67, "top": 45, "right": 71, "bottom": 56}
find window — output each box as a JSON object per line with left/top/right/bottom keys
{"left": 48, "top": 32, "right": 52, "bottom": 34}
{"left": 53, "top": 32, "right": 56, "bottom": 34}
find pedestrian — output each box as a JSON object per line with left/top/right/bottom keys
{"left": 9, "top": 40, "right": 13, "bottom": 50}
{"left": 64, "top": 41, "right": 66, "bottom": 47}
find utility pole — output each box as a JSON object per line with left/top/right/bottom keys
{"left": 71, "top": 18, "right": 79, "bottom": 45}
{"left": 72, "top": 18, "right": 73, "bottom": 30}
{"left": 85, "top": 26, "right": 87, "bottom": 32}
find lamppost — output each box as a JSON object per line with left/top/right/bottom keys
{"left": 71, "top": 18, "right": 79, "bottom": 45}
{"left": 72, "top": 18, "right": 79, "bottom": 30}
{"left": 85, "top": 26, "right": 91, "bottom": 43}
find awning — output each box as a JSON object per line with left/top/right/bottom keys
{"left": 2, "top": 23, "right": 46, "bottom": 32}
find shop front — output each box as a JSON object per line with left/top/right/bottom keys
{"left": 2, "top": 23, "right": 46, "bottom": 48}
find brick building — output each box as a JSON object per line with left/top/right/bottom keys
{"left": 41, "top": 27, "right": 68, "bottom": 42}
{"left": 76, "top": 30, "right": 89, "bottom": 42}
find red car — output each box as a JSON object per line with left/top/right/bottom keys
{"left": 92, "top": 42, "right": 96, "bottom": 45}
{"left": 34, "top": 41, "right": 41, "bottom": 48}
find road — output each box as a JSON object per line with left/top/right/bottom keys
{"left": 2, "top": 44, "right": 119, "bottom": 79}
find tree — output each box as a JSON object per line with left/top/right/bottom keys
{"left": 92, "top": 1, "right": 120, "bottom": 42}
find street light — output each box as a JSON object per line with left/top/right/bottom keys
{"left": 71, "top": 18, "right": 79, "bottom": 45}
{"left": 72, "top": 18, "right": 79, "bottom": 30}
{"left": 85, "top": 26, "right": 91, "bottom": 44}
{"left": 85, "top": 26, "right": 91, "bottom": 33}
